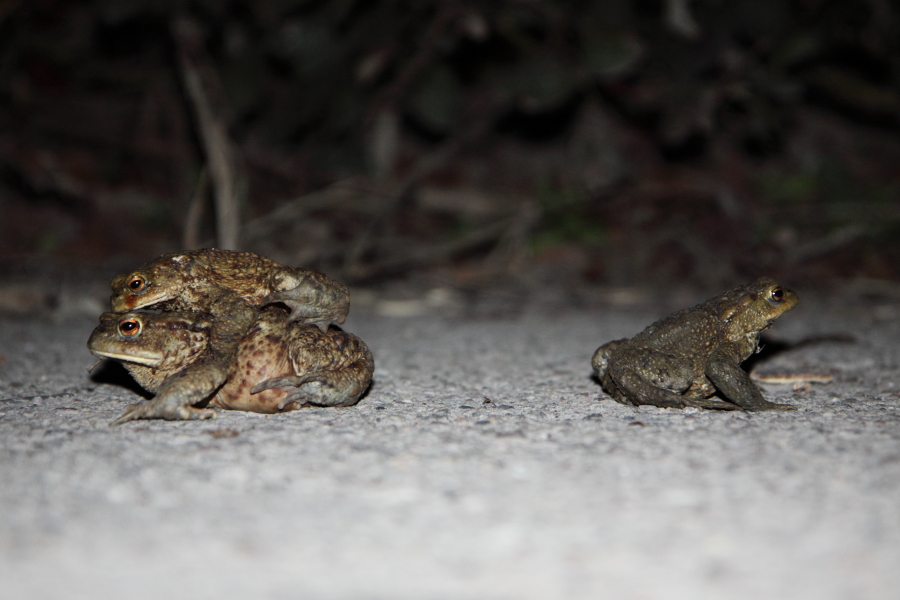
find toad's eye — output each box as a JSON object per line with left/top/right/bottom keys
{"left": 770, "top": 287, "right": 784, "bottom": 302}
{"left": 118, "top": 318, "right": 141, "bottom": 336}
{"left": 128, "top": 276, "right": 146, "bottom": 292}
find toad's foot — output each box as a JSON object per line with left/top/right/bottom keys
{"left": 684, "top": 397, "right": 742, "bottom": 410}
{"left": 110, "top": 401, "right": 217, "bottom": 426}
{"left": 251, "top": 371, "right": 362, "bottom": 409}
{"left": 110, "top": 355, "right": 228, "bottom": 425}
{"left": 263, "top": 270, "right": 350, "bottom": 331}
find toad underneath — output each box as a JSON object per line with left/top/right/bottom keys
{"left": 592, "top": 278, "right": 798, "bottom": 411}
{"left": 88, "top": 306, "right": 374, "bottom": 422}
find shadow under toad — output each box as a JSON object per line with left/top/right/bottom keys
{"left": 744, "top": 332, "right": 856, "bottom": 372}
{"left": 587, "top": 332, "right": 856, "bottom": 402}
{"left": 89, "top": 360, "right": 153, "bottom": 399}
{"left": 89, "top": 359, "right": 376, "bottom": 407}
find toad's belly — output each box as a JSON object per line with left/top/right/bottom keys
{"left": 208, "top": 347, "right": 297, "bottom": 413}
{"left": 209, "top": 379, "right": 296, "bottom": 413}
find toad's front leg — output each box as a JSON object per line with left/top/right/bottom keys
{"left": 110, "top": 360, "right": 223, "bottom": 425}
{"left": 110, "top": 297, "right": 254, "bottom": 425}
{"left": 111, "top": 400, "right": 217, "bottom": 425}
{"left": 705, "top": 348, "right": 796, "bottom": 411}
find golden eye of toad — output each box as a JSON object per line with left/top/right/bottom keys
{"left": 118, "top": 319, "right": 141, "bottom": 336}
{"left": 770, "top": 287, "right": 783, "bottom": 301}
{"left": 128, "top": 276, "right": 145, "bottom": 292}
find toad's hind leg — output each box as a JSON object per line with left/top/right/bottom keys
{"left": 605, "top": 348, "right": 695, "bottom": 409}
{"left": 250, "top": 367, "right": 371, "bottom": 409}
{"left": 609, "top": 370, "right": 686, "bottom": 408}
{"left": 263, "top": 268, "right": 350, "bottom": 331}
{"left": 251, "top": 326, "right": 374, "bottom": 410}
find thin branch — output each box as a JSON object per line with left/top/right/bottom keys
{"left": 343, "top": 216, "right": 514, "bottom": 280}
{"left": 241, "top": 178, "right": 376, "bottom": 242}
{"left": 367, "top": 1, "right": 462, "bottom": 120}
{"left": 343, "top": 102, "right": 507, "bottom": 273}
{"left": 182, "top": 166, "right": 208, "bottom": 249}
{"left": 171, "top": 14, "right": 241, "bottom": 250}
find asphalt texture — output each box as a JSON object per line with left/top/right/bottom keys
{"left": 1, "top": 295, "right": 898, "bottom": 599}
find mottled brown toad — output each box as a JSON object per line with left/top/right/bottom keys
{"left": 88, "top": 306, "right": 374, "bottom": 422}
{"left": 591, "top": 278, "right": 798, "bottom": 411}
{"left": 110, "top": 248, "right": 350, "bottom": 329}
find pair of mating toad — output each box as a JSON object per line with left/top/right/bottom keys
{"left": 88, "top": 249, "right": 373, "bottom": 425}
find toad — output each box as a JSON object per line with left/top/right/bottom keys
{"left": 591, "top": 278, "right": 798, "bottom": 411}
{"left": 105, "top": 249, "right": 351, "bottom": 423}
{"left": 88, "top": 306, "right": 374, "bottom": 423}
{"left": 110, "top": 248, "right": 350, "bottom": 329}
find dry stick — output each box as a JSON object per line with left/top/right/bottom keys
{"left": 343, "top": 106, "right": 506, "bottom": 278}
{"left": 342, "top": 0, "right": 464, "bottom": 271}
{"left": 182, "top": 166, "right": 208, "bottom": 249}
{"left": 348, "top": 217, "right": 515, "bottom": 279}
{"left": 366, "top": 1, "right": 462, "bottom": 121}
{"left": 351, "top": 195, "right": 538, "bottom": 280}
{"left": 244, "top": 1, "right": 498, "bottom": 274}
{"left": 788, "top": 224, "right": 865, "bottom": 265}
{"left": 483, "top": 200, "right": 541, "bottom": 272}
{"left": 171, "top": 15, "right": 240, "bottom": 251}
{"left": 241, "top": 179, "right": 375, "bottom": 242}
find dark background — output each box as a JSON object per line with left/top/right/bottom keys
{"left": 1, "top": 0, "right": 899, "bottom": 301}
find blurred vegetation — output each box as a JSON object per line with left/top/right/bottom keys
{"left": 1, "top": 0, "right": 899, "bottom": 287}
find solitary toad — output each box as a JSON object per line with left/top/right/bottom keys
{"left": 88, "top": 306, "right": 374, "bottom": 423}
{"left": 591, "top": 278, "right": 798, "bottom": 411}
{"left": 105, "top": 249, "right": 351, "bottom": 423}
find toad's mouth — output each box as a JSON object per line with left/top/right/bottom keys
{"left": 89, "top": 349, "right": 163, "bottom": 367}
{"left": 111, "top": 288, "right": 175, "bottom": 312}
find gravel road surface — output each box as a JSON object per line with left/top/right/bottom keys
{"left": 1, "top": 296, "right": 898, "bottom": 599}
